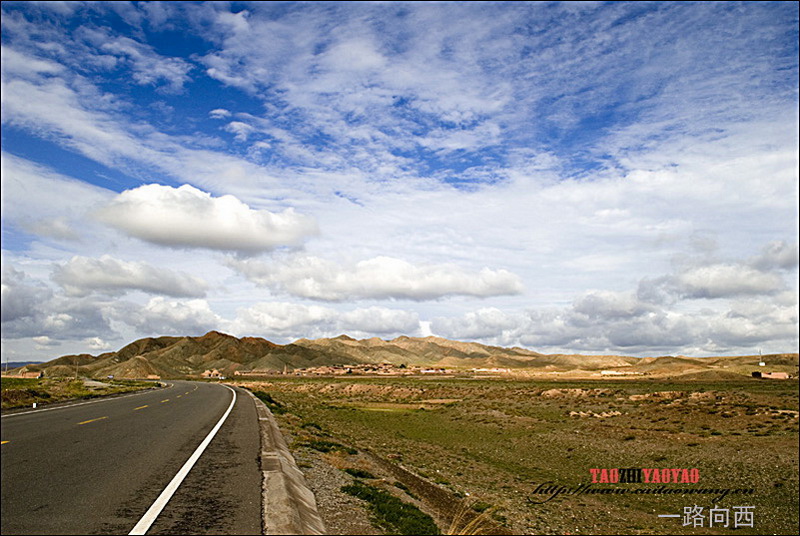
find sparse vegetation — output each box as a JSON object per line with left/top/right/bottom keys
{"left": 341, "top": 480, "right": 440, "bottom": 535}
{"left": 253, "top": 391, "right": 287, "bottom": 414}
{"left": 236, "top": 376, "right": 798, "bottom": 535}
{"left": 301, "top": 439, "right": 357, "bottom": 455}
{"left": 1, "top": 377, "right": 154, "bottom": 409}
{"left": 345, "top": 468, "right": 377, "bottom": 479}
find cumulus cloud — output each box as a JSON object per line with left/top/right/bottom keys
{"left": 52, "top": 255, "right": 208, "bottom": 297}
{"left": 573, "top": 291, "right": 653, "bottom": 320}
{"left": 1, "top": 264, "right": 55, "bottom": 323}
{"left": 640, "top": 263, "right": 787, "bottom": 303}
{"left": 749, "top": 241, "right": 799, "bottom": 271}
{"left": 432, "top": 296, "right": 797, "bottom": 356}
{"left": 32, "top": 335, "right": 60, "bottom": 348}
{"left": 227, "top": 302, "right": 337, "bottom": 338}
{"left": 430, "top": 242, "right": 799, "bottom": 355}
{"left": 339, "top": 307, "right": 420, "bottom": 335}
{"left": 229, "top": 255, "right": 524, "bottom": 301}
{"left": 226, "top": 302, "right": 420, "bottom": 340}
{"left": 84, "top": 336, "right": 111, "bottom": 351}
{"left": 672, "top": 264, "right": 785, "bottom": 299}
{"left": 1, "top": 264, "right": 113, "bottom": 340}
{"left": 95, "top": 184, "right": 318, "bottom": 254}
{"left": 125, "top": 297, "right": 221, "bottom": 336}
{"left": 433, "top": 307, "right": 525, "bottom": 341}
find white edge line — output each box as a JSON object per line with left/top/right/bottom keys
{"left": 1, "top": 383, "right": 173, "bottom": 419}
{"left": 128, "top": 385, "right": 237, "bottom": 535}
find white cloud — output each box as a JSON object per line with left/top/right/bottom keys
{"left": 1, "top": 152, "right": 113, "bottom": 242}
{"left": 209, "top": 108, "right": 231, "bottom": 119}
{"left": 432, "top": 295, "right": 798, "bottom": 357}
{"left": 226, "top": 302, "right": 420, "bottom": 340}
{"left": 1, "top": 45, "right": 64, "bottom": 78}
{"left": 229, "top": 255, "right": 524, "bottom": 301}
{"left": 84, "top": 336, "right": 111, "bottom": 351}
{"left": 640, "top": 258, "right": 790, "bottom": 303}
{"left": 227, "top": 301, "right": 336, "bottom": 338}
{"left": 673, "top": 264, "right": 786, "bottom": 299}
{"left": 1, "top": 264, "right": 52, "bottom": 324}
{"left": 95, "top": 184, "right": 318, "bottom": 254}
{"left": 573, "top": 291, "right": 653, "bottom": 320}
{"left": 430, "top": 307, "right": 522, "bottom": 340}
{"left": 32, "top": 335, "right": 59, "bottom": 347}
{"left": 81, "top": 28, "right": 193, "bottom": 93}
{"left": 52, "top": 255, "right": 208, "bottom": 297}
{"left": 339, "top": 307, "right": 420, "bottom": 335}
{"left": 1, "top": 264, "right": 113, "bottom": 340}
{"left": 224, "top": 120, "right": 256, "bottom": 141}
{"left": 126, "top": 297, "right": 221, "bottom": 336}
{"left": 749, "top": 241, "right": 799, "bottom": 271}
{"left": 1, "top": 3, "right": 796, "bottom": 360}
{"left": 428, "top": 241, "right": 799, "bottom": 355}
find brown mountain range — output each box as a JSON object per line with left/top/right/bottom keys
{"left": 18, "top": 331, "right": 799, "bottom": 380}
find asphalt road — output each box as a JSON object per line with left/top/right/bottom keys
{"left": 0, "top": 381, "right": 262, "bottom": 535}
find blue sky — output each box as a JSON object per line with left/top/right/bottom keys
{"left": 1, "top": 1, "right": 798, "bottom": 362}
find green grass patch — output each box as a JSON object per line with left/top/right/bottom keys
{"left": 300, "top": 439, "right": 357, "bottom": 455}
{"left": 0, "top": 377, "right": 41, "bottom": 390}
{"left": 253, "top": 391, "right": 288, "bottom": 414}
{"left": 345, "top": 468, "right": 377, "bottom": 479}
{"left": 341, "top": 480, "right": 440, "bottom": 535}
{"left": 471, "top": 500, "right": 493, "bottom": 513}
{"left": 393, "top": 481, "right": 418, "bottom": 500}
{"left": 2, "top": 377, "right": 153, "bottom": 409}
{"left": 301, "top": 421, "right": 324, "bottom": 431}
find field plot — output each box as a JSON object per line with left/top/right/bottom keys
{"left": 237, "top": 376, "right": 798, "bottom": 535}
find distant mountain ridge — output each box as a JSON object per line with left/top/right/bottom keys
{"left": 15, "top": 331, "right": 799, "bottom": 380}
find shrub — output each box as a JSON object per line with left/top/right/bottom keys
{"left": 471, "top": 501, "right": 492, "bottom": 513}
{"left": 341, "top": 480, "right": 440, "bottom": 535}
{"left": 345, "top": 468, "right": 377, "bottom": 479}
{"left": 301, "top": 439, "right": 357, "bottom": 455}
{"left": 301, "top": 422, "right": 323, "bottom": 431}
{"left": 254, "top": 391, "right": 287, "bottom": 414}
{"left": 393, "top": 481, "right": 419, "bottom": 500}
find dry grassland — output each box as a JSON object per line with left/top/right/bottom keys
{"left": 236, "top": 376, "right": 798, "bottom": 535}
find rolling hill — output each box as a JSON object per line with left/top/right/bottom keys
{"left": 15, "top": 331, "right": 799, "bottom": 380}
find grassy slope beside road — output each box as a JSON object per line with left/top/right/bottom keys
{"left": 1, "top": 377, "right": 155, "bottom": 409}
{"left": 235, "top": 376, "right": 799, "bottom": 535}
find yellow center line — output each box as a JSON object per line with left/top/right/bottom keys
{"left": 78, "top": 416, "right": 108, "bottom": 425}
{"left": 1, "top": 440, "right": 9, "bottom": 445}
{"left": 134, "top": 405, "right": 149, "bottom": 410}
{"left": 161, "top": 399, "right": 170, "bottom": 403}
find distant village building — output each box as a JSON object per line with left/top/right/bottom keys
{"left": 201, "top": 369, "right": 223, "bottom": 379}
{"left": 752, "top": 371, "right": 790, "bottom": 379}
{"left": 234, "top": 369, "right": 281, "bottom": 376}
{"left": 600, "top": 370, "right": 643, "bottom": 376}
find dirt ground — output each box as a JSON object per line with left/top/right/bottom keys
{"left": 236, "top": 376, "right": 799, "bottom": 535}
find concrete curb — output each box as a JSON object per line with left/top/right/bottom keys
{"left": 243, "top": 389, "right": 326, "bottom": 535}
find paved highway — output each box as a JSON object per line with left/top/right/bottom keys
{"left": 0, "top": 381, "right": 261, "bottom": 535}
